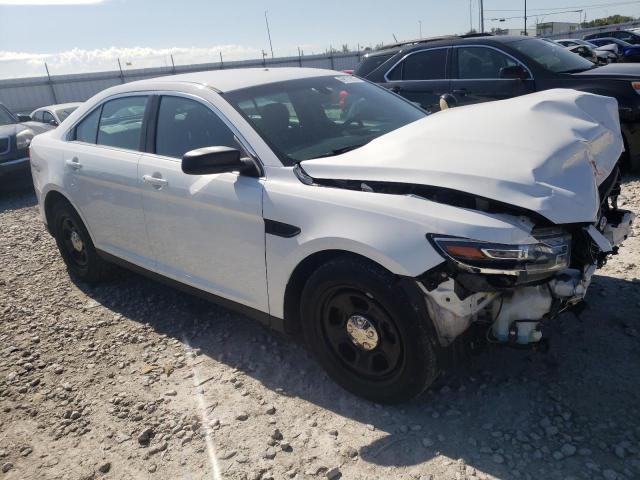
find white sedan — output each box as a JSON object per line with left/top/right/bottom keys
{"left": 29, "top": 102, "right": 82, "bottom": 129}
{"left": 29, "top": 68, "right": 634, "bottom": 403}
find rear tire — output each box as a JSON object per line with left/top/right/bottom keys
{"left": 300, "top": 256, "right": 440, "bottom": 404}
{"left": 51, "top": 201, "right": 116, "bottom": 283}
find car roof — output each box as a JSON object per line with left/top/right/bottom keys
{"left": 363, "top": 35, "right": 537, "bottom": 58}
{"left": 123, "top": 67, "right": 341, "bottom": 93}
{"left": 34, "top": 102, "right": 82, "bottom": 112}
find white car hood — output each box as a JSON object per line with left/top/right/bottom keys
{"left": 301, "top": 89, "right": 623, "bottom": 224}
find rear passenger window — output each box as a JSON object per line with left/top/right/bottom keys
{"left": 402, "top": 49, "right": 448, "bottom": 80}
{"left": 74, "top": 107, "right": 101, "bottom": 143}
{"left": 155, "top": 96, "right": 238, "bottom": 159}
{"left": 97, "top": 96, "right": 148, "bottom": 151}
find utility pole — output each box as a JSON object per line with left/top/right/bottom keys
{"left": 264, "top": 11, "right": 274, "bottom": 58}
{"left": 117, "top": 57, "right": 125, "bottom": 84}
{"left": 479, "top": 0, "right": 485, "bottom": 33}
{"left": 524, "top": 0, "right": 528, "bottom": 35}
{"left": 419, "top": 20, "right": 422, "bottom": 39}
{"left": 469, "top": 0, "right": 473, "bottom": 32}
{"left": 44, "top": 62, "right": 58, "bottom": 104}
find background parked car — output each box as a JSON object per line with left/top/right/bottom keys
{"left": 0, "top": 102, "right": 36, "bottom": 180}
{"left": 555, "top": 38, "right": 618, "bottom": 64}
{"left": 587, "top": 37, "right": 640, "bottom": 62}
{"left": 29, "top": 102, "right": 81, "bottom": 130}
{"left": 585, "top": 29, "right": 640, "bottom": 44}
{"left": 355, "top": 34, "right": 640, "bottom": 171}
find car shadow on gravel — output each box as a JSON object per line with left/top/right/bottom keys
{"left": 69, "top": 263, "right": 640, "bottom": 479}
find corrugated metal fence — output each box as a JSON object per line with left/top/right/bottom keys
{"left": 0, "top": 51, "right": 362, "bottom": 114}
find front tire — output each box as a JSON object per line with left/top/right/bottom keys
{"left": 300, "top": 256, "right": 440, "bottom": 404}
{"left": 51, "top": 201, "right": 115, "bottom": 283}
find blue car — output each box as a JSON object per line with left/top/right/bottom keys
{"left": 588, "top": 37, "right": 640, "bottom": 62}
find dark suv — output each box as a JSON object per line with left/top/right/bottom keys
{"left": 356, "top": 34, "right": 640, "bottom": 171}
{"left": 0, "top": 103, "right": 36, "bottom": 180}
{"left": 584, "top": 30, "right": 640, "bottom": 44}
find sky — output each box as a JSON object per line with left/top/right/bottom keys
{"left": 1, "top": 0, "right": 640, "bottom": 79}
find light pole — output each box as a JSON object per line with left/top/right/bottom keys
{"left": 419, "top": 20, "right": 422, "bottom": 39}
{"left": 524, "top": 0, "right": 528, "bottom": 35}
{"left": 479, "top": 0, "right": 485, "bottom": 33}
{"left": 264, "top": 11, "right": 274, "bottom": 59}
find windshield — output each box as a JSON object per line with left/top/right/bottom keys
{"left": 509, "top": 38, "right": 596, "bottom": 73}
{"left": 223, "top": 75, "right": 426, "bottom": 165}
{"left": 56, "top": 106, "right": 78, "bottom": 122}
{"left": 0, "top": 105, "right": 17, "bottom": 126}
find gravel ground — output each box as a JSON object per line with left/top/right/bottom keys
{"left": 1, "top": 175, "right": 639, "bottom": 480}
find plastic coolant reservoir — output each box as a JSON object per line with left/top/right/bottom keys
{"left": 492, "top": 286, "right": 552, "bottom": 344}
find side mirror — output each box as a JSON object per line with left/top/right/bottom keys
{"left": 439, "top": 93, "right": 458, "bottom": 110}
{"left": 49, "top": 120, "right": 59, "bottom": 127}
{"left": 17, "top": 114, "right": 31, "bottom": 122}
{"left": 181, "top": 146, "right": 257, "bottom": 176}
{"left": 499, "top": 65, "right": 529, "bottom": 80}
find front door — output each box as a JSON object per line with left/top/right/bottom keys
{"left": 450, "top": 46, "right": 535, "bottom": 106}
{"left": 63, "top": 95, "right": 151, "bottom": 265}
{"left": 139, "top": 95, "right": 268, "bottom": 312}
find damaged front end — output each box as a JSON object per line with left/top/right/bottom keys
{"left": 417, "top": 168, "right": 635, "bottom": 348}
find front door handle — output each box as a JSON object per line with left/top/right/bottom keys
{"left": 142, "top": 174, "right": 168, "bottom": 188}
{"left": 65, "top": 157, "right": 82, "bottom": 170}
{"left": 453, "top": 89, "right": 468, "bottom": 96}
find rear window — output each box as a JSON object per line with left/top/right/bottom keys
{"left": 387, "top": 49, "right": 448, "bottom": 81}
{"left": 96, "top": 96, "right": 148, "bottom": 151}
{"left": 355, "top": 53, "right": 394, "bottom": 77}
{"left": 74, "top": 108, "right": 101, "bottom": 143}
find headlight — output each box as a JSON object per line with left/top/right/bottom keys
{"left": 16, "top": 129, "right": 34, "bottom": 150}
{"left": 428, "top": 230, "right": 571, "bottom": 274}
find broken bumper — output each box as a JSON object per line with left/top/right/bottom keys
{"left": 419, "top": 211, "right": 635, "bottom": 347}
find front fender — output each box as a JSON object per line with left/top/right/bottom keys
{"left": 263, "top": 173, "right": 537, "bottom": 319}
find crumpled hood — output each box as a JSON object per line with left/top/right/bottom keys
{"left": 301, "top": 89, "right": 623, "bottom": 224}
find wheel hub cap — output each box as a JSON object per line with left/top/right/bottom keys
{"left": 70, "top": 230, "right": 84, "bottom": 252}
{"left": 346, "top": 315, "right": 379, "bottom": 351}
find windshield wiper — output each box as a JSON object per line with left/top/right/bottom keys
{"left": 313, "top": 143, "right": 367, "bottom": 159}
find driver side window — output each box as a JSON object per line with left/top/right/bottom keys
{"left": 155, "top": 96, "right": 240, "bottom": 159}
{"left": 43, "top": 111, "right": 55, "bottom": 124}
{"left": 457, "top": 47, "right": 519, "bottom": 79}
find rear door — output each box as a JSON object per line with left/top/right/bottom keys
{"left": 63, "top": 95, "right": 151, "bottom": 265}
{"left": 450, "top": 45, "right": 535, "bottom": 106}
{"left": 138, "top": 94, "right": 268, "bottom": 312}
{"left": 381, "top": 47, "right": 451, "bottom": 113}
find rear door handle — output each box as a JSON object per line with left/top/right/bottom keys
{"left": 65, "top": 157, "right": 82, "bottom": 170}
{"left": 142, "top": 174, "right": 168, "bottom": 188}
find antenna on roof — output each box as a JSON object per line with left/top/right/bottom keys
{"left": 392, "top": 33, "right": 398, "bottom": 43}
